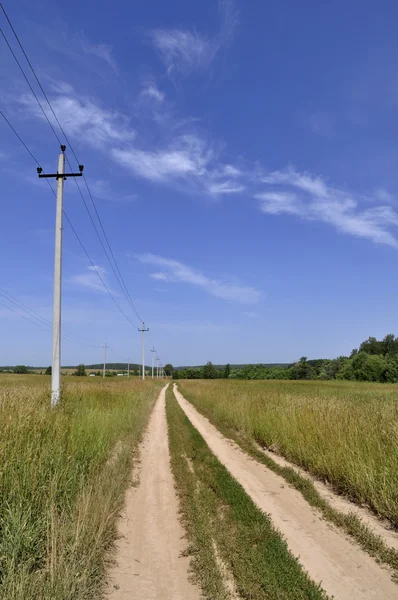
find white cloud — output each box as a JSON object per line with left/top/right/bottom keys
{"left": 71, "top": 266, "right": 114, "bottom": 293}
{"left": 111, "top": 133, "right": 244, "bottom": 196}
{"left": 151, "top": 0, "right": 237, "bottom": 76}
{"left": 81, "top": 40, "right": 117, "bottom": 71}
{"left": 19, "top": 88, "right": 135, "bottom": 148}
{"left": 150, "top": 272, "right": 169, "bottom": 281}
{"left": 208, "top": 181, "right": 244, "bottom": 194}
{"left": 111, "top": 133, "right": 213, "bottom": 182}
{"left": 256, "top": 168, "right": 398, "bottom": 248}
{"left": 243, "top": 311, "right": 258, "bottom": 318}
{"left": 140, "top": 82, "right": 165, "bottom": 103}
{"left": 138, "top": 254, "right": 261, "bottom": 304}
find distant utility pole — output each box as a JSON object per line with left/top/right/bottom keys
{"left": 103, "top": 343, "right": 109, "bottom": 378}
{"left": 37, "top": 145, "right": 83, "bottom": 406}
{"left": 156, "top": 356, "right": 160, "bottom": 379}
{"left": 138, "top": 322, "right": 149, "bottom": 380}
{"left": 150, "top": 347, "right": 156, "bottom": 379}
{"left": 127, "top": 357, "right": 130, "bottom": 378}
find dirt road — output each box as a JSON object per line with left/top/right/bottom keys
{"left": 107, "top": 384, "right": 199, "bottom": 600}
{"left": 174, "top": 384, "right": 398, "bottom": 600}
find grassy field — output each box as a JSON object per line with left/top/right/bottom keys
{"left": 166, "top": 386, "right": 328, "bottom": 599}
{"left": 178, "top": 379, "right": 398, "bottom": 527}
{"left": 0, "top": 374, "right": 162, "bottom": 600}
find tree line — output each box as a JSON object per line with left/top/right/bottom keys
{"left": 172, "top": 334, "right": 398, "bottom": 383}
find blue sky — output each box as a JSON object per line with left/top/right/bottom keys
{"left": 1, "top": 0, "right": 398, "bottom": 367}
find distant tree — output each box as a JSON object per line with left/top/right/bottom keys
{"left": 73, "top": 364, "right": 87, "bottom": 377}
{"left": 45, "top": 366, "right": 52, "bottom": 375}
{"left": 13, "top": 365, "right": 28, "bottom": 374}
{"left": 172, "top": 370, "right": 180, "bottom": 379}
{"left": 291, "top": 357, "right": 314, "bottom": 380}
{"left": 203, "top": 361, "right": 217, "bottom": 379}
{"left": 164, "top": 363, "right": 174, "bottom": 376}
{"left": 224, "top": 363, "right": 231, "bottom": 379}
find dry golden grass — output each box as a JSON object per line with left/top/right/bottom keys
{"left": 0, "top": 374, "right": 162, "bottom": 599}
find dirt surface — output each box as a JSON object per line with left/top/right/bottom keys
{"left": 259, "top": 444, "right": 398, "bottom": 552}
{"left": 174, "top": 384, "right": 398, "bottom": 600}
{"left": 107, "top": 384, "right": 200, "bottom": 600}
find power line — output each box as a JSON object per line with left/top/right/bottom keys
{"left": 0, "top": 5, "right": 144, "bottom": 325}
{"left": 0, "top": 2, "right": 79, "bottom": 164}
{"left": 0, "top": 26, "right": 62, "bottom": 144}
{"left": 0, "top": 12, "right": 164, "bottom": 359}
{"left": 0, "top": 108, "right": 135, "bottom": 328}
{"left": 0, "top": 288, "right": 102, "bottom": 348}
{"left": 62, "top": 212, "right": 137, "bottom": 327}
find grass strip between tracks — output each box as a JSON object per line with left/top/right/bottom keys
{"left": 177, "top": 382, "right": 398, "bottom": 580}
{"left": 166, "top": 385, "right": 329, "bottom": 600}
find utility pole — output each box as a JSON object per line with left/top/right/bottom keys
{"left": 156, "top": 356, "right": 160, "bottom": 379}
{"left": 138, "top": 322, "right": 149, "bottom": 380}
{"left": 103, "top": 343, "right": 109, "bottom": 378}
{"left": 150, "top": 347, "right": 156, "bottom": 379}
{"left": 37, "top": 145, "right": 83, "bottom": 406}
{"left": 127, "top": 357, "right": 130, "bottom": 378}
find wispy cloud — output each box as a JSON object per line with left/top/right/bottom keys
{"left": 91, "top": 179, "right": 138, "bottom": 203}
{"left": 111, "top": 132, "right": 245, "bottom": 196}
{"left": 137, "top": 254, "right": 261, "bottom": 304}
{"left": 151, "top": 0, "right": 237, "bottom": 76}
{"left": 242, "top": 311, "right": 258, "bottom": 318}
{"left": 81, "top": 39, "right": 117, "bottom": 71}
{"left": 111, "top": 133, "right": 212, "bottom": 183}
{"left": 19, "top": 86, "right": 135, "bottom": 148}
{"left": 256, "top": 167, "right": 398, "bottom": 248}
{"left": 71, "top": 266, "right": 113, "bottom": 293}
{"left": 140, "top": 81, "right": 165, "bottom": 103}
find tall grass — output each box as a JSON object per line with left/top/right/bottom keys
{"left": 0, "top": 375, "right": 161, "bottom": 599}
{"left": 179, "top": 379, "right": 398, "bottom": 527}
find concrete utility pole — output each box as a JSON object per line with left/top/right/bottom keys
{"left": 138, "top": 322, "right": 149, "bottom": 380}
{"left": 150, "top": 347, "right": 156, "bottom": 379}
{"left": 156, "top": 356, "right": 160, "bottom": 379}
{"left": 37, "top": 145, "right": 83, "bottom": 406}
{"left": 103, "top": 343, "right": 109, "bottom": 378}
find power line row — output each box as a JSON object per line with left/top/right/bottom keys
{"left": 0, "top": 4, "right": 163, "bottom": 364}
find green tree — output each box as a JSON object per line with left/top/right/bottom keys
{"left": 13, "top": 365, "right": 28, "bottom": 374}
{"left": 224, "top": 363, "right": 231, "bottom": 378}
{"left": 164, "top": 363, "right": 174, "bottom": 376}
{"left": 45, "top": 366, "right": 52, "bottom": 375}
{"left": 203, "top": 361, "right": 217, "bottom": 379}
{"left": 73, "top": 364, "right": 87, "bottom": 377}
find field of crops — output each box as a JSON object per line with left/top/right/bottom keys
{"left": 0, "top": 374, "right": 162, "bottom": 600}
{"left": 178, "top": 379, "right": 398, "bottom": 526}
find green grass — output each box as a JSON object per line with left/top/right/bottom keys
{"left": 166, "top": 385, "right": 328, "bottom": 600}
{"left": 0, "top": 374, "right": 162, "bottom": 600}
{"left": 178, "top": 379, "right": 398, "bottom": 527}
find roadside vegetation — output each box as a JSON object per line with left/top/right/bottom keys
{"left": 178, "top": 379, "right": 398, "bottom": 529}
{"left": 0, "top": 374, "right": 162, "bottom": 600}
{"left": 166, "top": 386, "right": 328, "bottom": 600}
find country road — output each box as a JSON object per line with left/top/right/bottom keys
{"left": 107, "top": 384, "right": 199, "bottom": 600}
{"left": 107, "top": 382, "right": 398, "bottom": 600}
